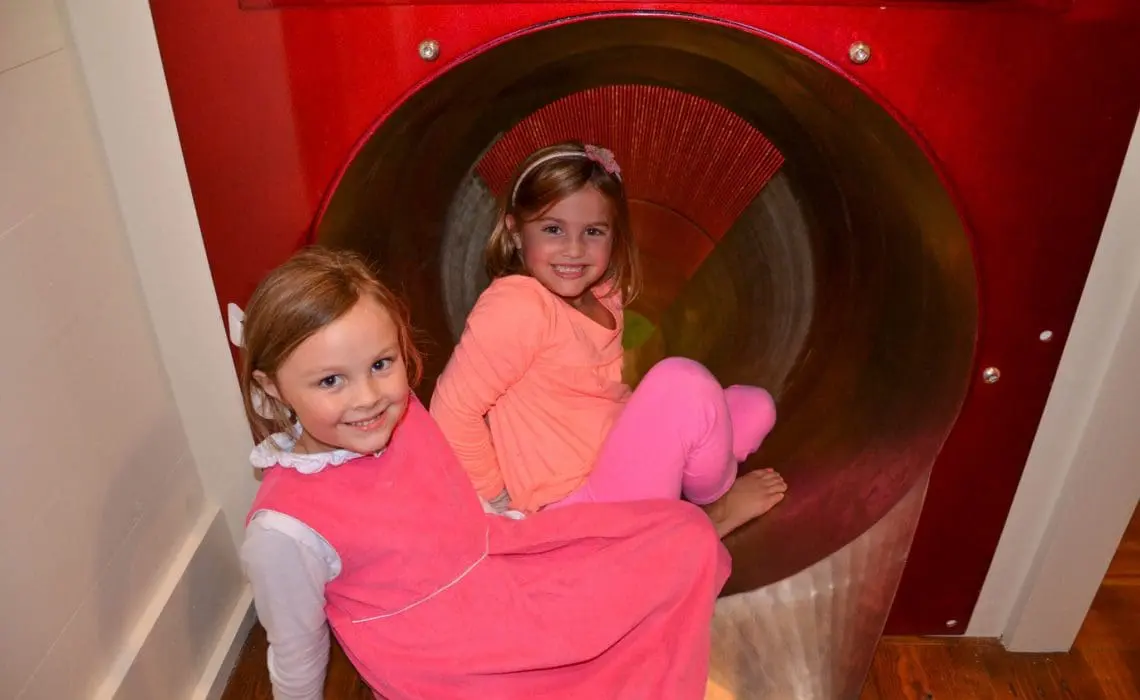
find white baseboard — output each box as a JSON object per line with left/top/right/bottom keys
{"left": 93, "top": 505, "right": 247, "bottom": 700}
{"left": 194, "top": 589, "right": 256, "bottom": 700}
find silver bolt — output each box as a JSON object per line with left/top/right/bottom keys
{"left": 849, "top": 41, "right": 872, "bottom": 65}
{"left": 945, "top": 619, "right": 959, "bottom": 628}
{"left": 1039, "top": 330, "right": 1054, "bottom": 342}
{"left": 418, "top": 39, "right": 440, "bottom": 62}
{"left": 982, "top": 367, "right": 1001, "bottom": 384}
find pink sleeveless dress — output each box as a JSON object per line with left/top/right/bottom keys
{"left": 248, "top": 396, "right": 731, "bottom": 699}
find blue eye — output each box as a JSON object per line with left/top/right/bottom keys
{"left": 372, "top": 358, "right": 394, "bottom": 372}
{"left": 318, "top": 375, "right": 343, "bottom": 389}
{"left": 542, "top": 225, "right": 561, "bottom": 235}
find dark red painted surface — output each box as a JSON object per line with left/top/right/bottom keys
{"left": 147, "top": 0, "right": 1140, "bottom": 634}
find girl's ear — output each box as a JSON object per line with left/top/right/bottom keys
{"left": 251, "top": 371, "right": 285, "bottom": 421}
{"left": 253, "top": 370, "right": 281, "bottom": 402}
{"left": 506, "top": 217, "right": 523, "bottom": 250}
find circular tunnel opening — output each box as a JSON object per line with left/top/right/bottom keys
{"left": 314, "top": 13, "right": 979, "bottom": 592}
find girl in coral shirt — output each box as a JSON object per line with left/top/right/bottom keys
{"left": 431, "top": 141, "right": 787, "bottom": 536}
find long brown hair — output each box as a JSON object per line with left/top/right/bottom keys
{"left": 238, "top": 246, "right": 423, "bottom": 443}
{"left": 484, "top": 141, "right": 641, "bottom": 303}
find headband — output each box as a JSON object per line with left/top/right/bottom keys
{"left": 510, "top": 144, "right": 622, "bottom": 205}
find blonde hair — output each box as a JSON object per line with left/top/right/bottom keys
{"left": 239, "top": 246, "right": 423, "bottom": 443}
{"left": 484, "top": 141, "right": 641, "bottom": 303}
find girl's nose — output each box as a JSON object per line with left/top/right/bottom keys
{"left": 565, "top": 233, "right": 585, "bottom": 258}
{"left": 355, "top": 378, "right": 383, "bottom": 407}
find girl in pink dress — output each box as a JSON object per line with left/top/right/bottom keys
{"left": 240, "top": 247, "right": 731, "bottom": 699}
{"left": 431, "top": 141, "right": 787, "bottom": 535}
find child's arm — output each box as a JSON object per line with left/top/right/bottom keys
{"left": 242, "top": 515, "right": 338, "bottom": 700}
{"left": 431, "top": 277, "right": 553, "bottom": 500}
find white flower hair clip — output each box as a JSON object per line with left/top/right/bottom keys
{"left": 583, "top": 144, "right": 621, "bottom": 177}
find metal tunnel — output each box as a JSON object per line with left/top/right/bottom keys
{"left": 314, "top": 15, "right": 978, "bottom": 699}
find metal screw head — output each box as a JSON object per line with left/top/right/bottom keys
{"left": 1040, "top": 330, "right": 1054, "bottom": 342}
{"left": 945, "top": 619, "right": 959, "bottom": 628}
{"left": 849, "top": 41, "right": 872, "bottom": 65}
{"left": 418, "top": 39, "right": 440, "bottom": 62}
{"left": 982, "top": 367, "right": 1001, "bottom": 384}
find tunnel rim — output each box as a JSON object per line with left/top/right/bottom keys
{"left": 308, "top": 12, "right": 981, "bottom": 591}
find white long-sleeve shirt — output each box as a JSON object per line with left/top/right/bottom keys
{"left": 242, "top": 512, "right": 339, "bottom": 700}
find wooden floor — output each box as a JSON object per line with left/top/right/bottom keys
{"left": 222, "top": 507, "right": 1140, "bottom": 699}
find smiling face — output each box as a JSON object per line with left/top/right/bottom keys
{"left": 257, "top": 295, "right": 410, "bottom": 455}
{"left": 510, "top": 185, "right": 615, "bottom": 307}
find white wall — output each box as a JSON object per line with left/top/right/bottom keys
{"left": 0, "top": 1, "right": 253, "bottom": 698}
{"left": 61, "top": 0, "right": 258, "bottom": 555}
{"left": 967, "top": 116, "right": 1140, "bottom": 649}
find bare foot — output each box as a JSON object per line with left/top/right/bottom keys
{"left": 702, "top": 469, "right": 787, "bottom": 538}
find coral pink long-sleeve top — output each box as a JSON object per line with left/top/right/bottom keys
{"left": 430, "top": 274, "right": 631, "bottom": 513}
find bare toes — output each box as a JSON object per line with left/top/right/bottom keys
{"left": 753, "top": 471, "right": 786, "bottom": 487}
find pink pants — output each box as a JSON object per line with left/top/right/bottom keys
{"left": 549, "top": 357, "right": 777, "bottom": 509}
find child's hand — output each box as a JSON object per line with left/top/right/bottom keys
{"left": 479, "top": 490, "right": 527, "bottom": 520}
{"left": 489, "top": 489, "right": 511, "bottom": 511}
{"left": 480, "top": 489, "right": 512, "bottom": 513}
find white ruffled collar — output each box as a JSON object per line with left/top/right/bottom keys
{"left": 249, "top": 427, "right": 380, "bottom": 475}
